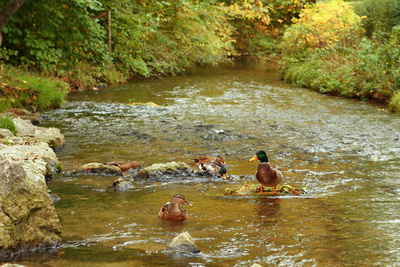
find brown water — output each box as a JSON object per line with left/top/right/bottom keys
{"left": 15, "top": 62, "right": 400, "bottom": 266}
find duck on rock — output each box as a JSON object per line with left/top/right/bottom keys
{"left": 249, "top": 150, "right": 283, "bottom": 194}
{"left": 200, "top": 163, "right": 227, "bottom": 179}
{"left": 158, "top": 194, "right": 193, "bottom": 221}
{"left": 193, "top": 155, "right": 226, "bottom": 166}
{"left": 104, "top": 161, "right": 141, "bottom": 172}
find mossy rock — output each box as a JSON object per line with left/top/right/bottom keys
{"left": 77, "top": 162, "right": 123, "bottom": 176}
{"left": 136, "top": 161, "right": 194, "bottom": 179}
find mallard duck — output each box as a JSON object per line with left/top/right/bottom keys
{"left": 104, "top": 161, "right": 141, "bottom": 172}
{"left": 200, "top": 163, "right": 227, "bottom": 179}
{"left": 193, "top": 155, "right": 226, "bottom": 166}
{"left": 249, "top": 150, "right": 283, "bottom": 194}
{"left": 158, "top": 194, "right": 193, "bottom": 221}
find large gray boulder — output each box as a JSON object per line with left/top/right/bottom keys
{"left": 0, "top": 138, "right": 61, "bottom": 178}
{"left": 12, "top": 118, "right": 65, "bottom": 151}
{"left": 0, "top": 141, "right": 62, "bottom": 259}
{"left": 135, "top": 162, "right": 195, "bottom": 179}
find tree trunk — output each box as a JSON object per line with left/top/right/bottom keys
{"left": 0, "top": 0, "right": 27, "bottom": 46}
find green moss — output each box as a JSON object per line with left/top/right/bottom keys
{"left": 56, "top": 164, "right": 63, "bottom": 173}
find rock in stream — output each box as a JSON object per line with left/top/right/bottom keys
{"left": 0, "top": 117, "right": 63, "bottom": 260}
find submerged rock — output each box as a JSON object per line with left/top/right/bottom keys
{"left": 77, "top": 162, "right": 123, "bottom": 176}
{"left": 128, "top": 101, "right": 160, "bottom": 107}
{"left": 50, "top": 193, "right": 61, "bottom": 203}
{"left": 12, "top": 118, "right": 65, "bottom": 151}
{"left": 1, "top": 264, "right": 29, "bottom": 267}
{"left": 165, "top": 232, "right": 200, "bottom": 254}
{"left": 108, "top": 178, "right": 135, "bottom": 192}
{"left": 224, "top": 183, "right": 305, "bottom": 196}
{"left": 135, "top": 161, "right": 195, "bottom": 179}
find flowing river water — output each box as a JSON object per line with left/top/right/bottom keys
{"left": 17, "top": 62, "right": 400, "bottom": 266}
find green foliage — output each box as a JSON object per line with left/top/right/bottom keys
{"left": 56, "top": 63, "right": 126, "bottom": 89}
{"left": 227, "top": 0, "right": 311, "bottom": 58}
{"left": 388, "top": 90, "right": 400, "bottom": 113}
{"left": 1, "top": 0, "right": 241, "bottom": 82}
{"left": 354, "top": 0, "right": 400, "bottom": 39}
{"left": 109, "top": 0, "right": 237, "bottom": 77}
{"left": 0, "top": 116, "right": 16, "bottom": 135}
{"left": 281, "top": 0, "right": 365, "bottom": 56}
{"left": 1, "top": 0, "right": 109, "bottom": 71}
{"left": 0, "top": 65, "right": 69, "bottom": 112}
{"left": 0, "top": 48, "right": 18, "bottom": 61}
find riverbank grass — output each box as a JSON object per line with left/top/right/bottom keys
{"left": 0, "top": 65, "right": 69, "bottom": 112}
{"left": 0, "top": 115, "right": 16, "bottom": 135}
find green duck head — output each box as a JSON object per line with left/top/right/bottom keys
{"left": 219, "top": 165, "right": 227, "bottom": 179}
{"left": 249, "top": 150, "right": 269, "bottom": 163}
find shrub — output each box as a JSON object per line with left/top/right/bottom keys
{"left": 388, "top": 91, "right": 400, "bottom": 113}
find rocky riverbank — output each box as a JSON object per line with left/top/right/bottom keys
{"left": 0, "top": 117, "right": 64, "bottom": 260}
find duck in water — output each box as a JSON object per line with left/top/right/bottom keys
{"left": 158, "top": 194, "right": 193, "bottom": 221}
{"left": 193, "top": 155, "right": 227, "bottom": 166}
{"left": 200, "top": 163, "right": 227, "bottom": 179}
{"left": 104, "top": 161, "right": 141, "bottom": 172}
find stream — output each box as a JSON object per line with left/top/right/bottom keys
{"left": 16, "top": 61, "right": 400, "bottom": 266}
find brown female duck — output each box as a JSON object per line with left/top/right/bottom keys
{"left": 249, "top": 150, "right": 283, "bottom": 194}
{"left": 193, "top": 155, "right": 226, "bottom": 166}
{"left": 158, "top": 194, "right": 193, "bottom": 221}
{"left": 104, "top": 161, "right": 141, "bottom": 172}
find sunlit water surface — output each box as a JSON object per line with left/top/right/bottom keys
{"left": 14, "top": 62, "right": 400, "bottom": 266}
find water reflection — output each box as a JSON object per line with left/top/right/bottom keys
{"left": 159, "top": 219, "right": 191, "bottom": 234}
{"left": 254, "top": 198, "right": 282, "bottom": 227}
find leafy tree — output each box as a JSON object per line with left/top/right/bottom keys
{"left": 221, "top": 0, "right": 312, "bottom": 58}
{"left": 106, "top": 0, "right": 237, "bottom": 77}
{"left": 0, "top": 0, "right": 27, "bottom": 46}
{"left": 0, "top": 0, "right": 316, "bottom": 85}
{"left": 1, "top": 0, "right": 109, "bottom": 71}
{"left": 354, "top": 0, "right": 400, "bottom": 40}
{"left": 281, "top": 0, "right": 364, "bottom": 57}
